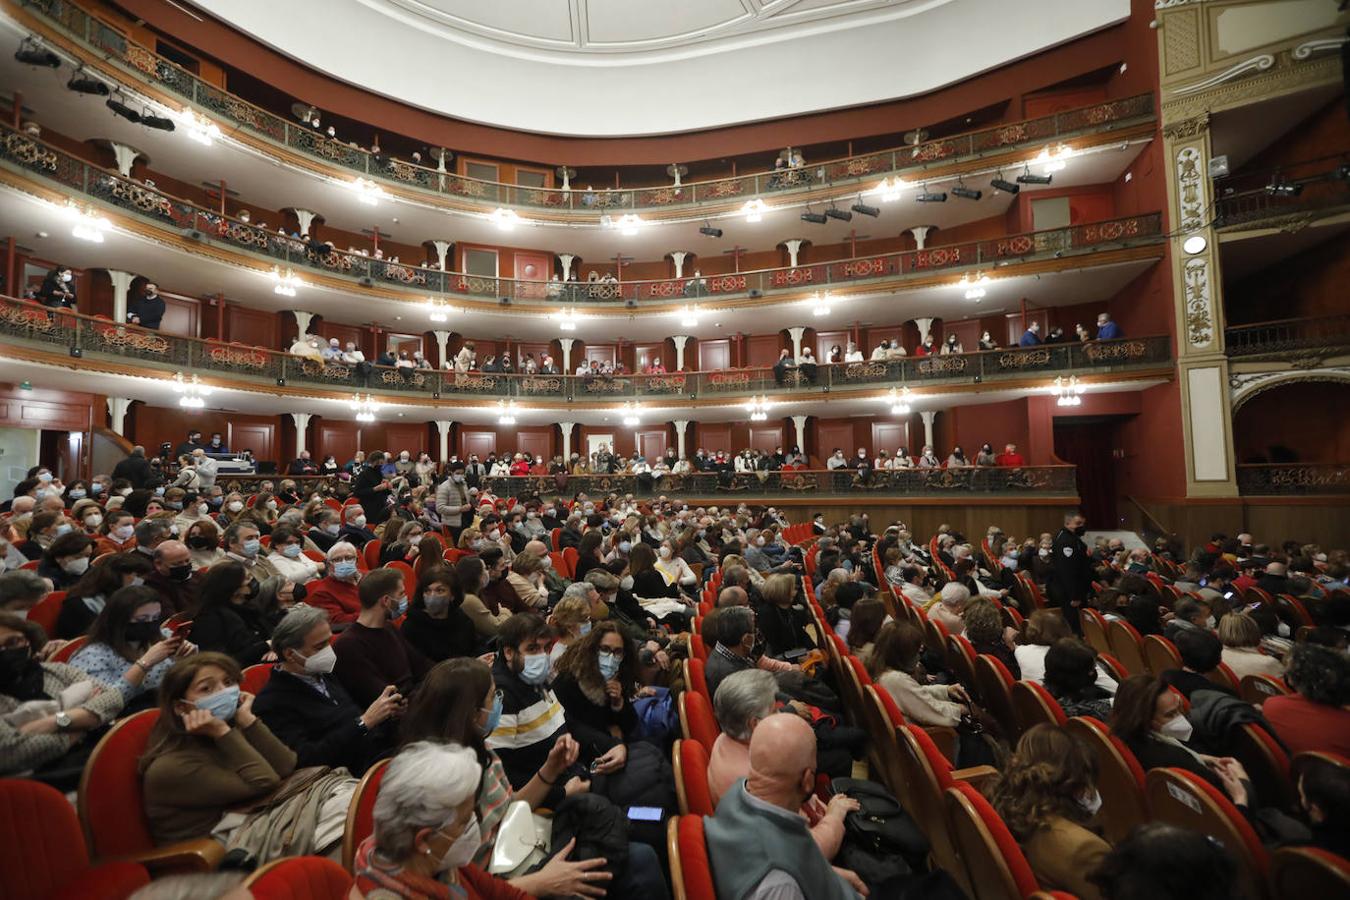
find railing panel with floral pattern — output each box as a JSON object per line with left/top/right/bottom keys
{"left": 0, "top": 118, "right": 1165, "bottom": 307}
{"left": 0, "top": 295, "right": 1172, "bottom": 402}
{"left": 21, "top": 0, "right": 1154, "bottom": 216}
{"left": 1237, "top": 464, "right": 1349, "bottom": 496}
{"left": 1225, "top": 315, "right": 1350, "bottom": 357}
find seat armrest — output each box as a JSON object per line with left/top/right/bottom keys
{"left": 952, "top": 765, "right": 1000, "bottom": 792}
{"left": 106, "top": 838, "right": 226, "bottom": 875}
{"left": 923, "top": 726, "right": 959, "bottom": 764}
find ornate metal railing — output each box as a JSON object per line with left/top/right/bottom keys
{"left": 0, "top": 119, "right": 1165, "bottom": 307}
{"left": 1225, "top": 315, "right": 1350, "bottom": 357}
{"left": 19, "top": 0, "right": 1154, "bottom": 216}
{"left": 1237, "top": 464, "right": 1349, "bottom": 496}
{"left": 0, "top": 294, "right": 1172, "bottom": 401}
{"left": 1213, "top": 167, "right": 1350, "bottom": 228}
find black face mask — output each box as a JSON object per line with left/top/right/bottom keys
{"left": 169, "top": 563, "right": 194, "bottom": 582}
{"left": 125, "top": 620, "right": 162, "bottom": 645}
{"left": 186, "top": 536, "right": 216, "bottom": 551}
{"left": 1073, "top": 525, "right": 1088, "bottom": 536}
{"left": 0, "top": 646, "right": 32, "bottom": 686}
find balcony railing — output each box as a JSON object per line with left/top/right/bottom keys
{"left": 1237, "top": 464, "right": 1349, "bottom": 496}
{"left": 1225, "top": 315, "right": 1350, "bottom": 357}
{"left": 19, "top": 0, "right": 1155, "bottom": 216}
{"left": 1214, "top": 166, "right": 1350, "bottom": 229}
{"left": 0, "top": 294, "right": 1173, "bottom": 402}
{"left": 0, "top": 120, "right": 1165, "bottom": 307}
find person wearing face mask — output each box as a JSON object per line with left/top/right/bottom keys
{"left": 264, "top": 524, "right": 323, "bottom": 585}
{"left": 975, "top": 442, "right": 998, "bottom": 466}
{"left": 306, "top": 541, "right": 364, "bottom": 626}
{"left": 990, "top": 724, "right": 1110, "bottom": 900}
{"left": 34, "top": 531, "right": 93, "bottom": 591}
{"left": 252, "top": 604, "right": 402, "bottom": 775}
{"left": 184, "top": 519, "right": 226, "bottom": 569}
{"left": 306, "top": 507, "right": 344, "bottom": 553}
{"left": 338, "top": 503, "right": 377, "bottom": 549}
{"left": 37, "top": 264, "right": 77, "bottom": 309}
{"left": 69, "top": 585, "right": 196, "bottom": 711}
{"left": 455, "top": 554, "right": 513, "bottom": 640}
{"left": 288, "top": 449, "right": 319, "bottom": 477}
{"left": 435, "top": 461, "right": 473, "bottom": 543}
{"left": 191, "top": 561, "right": 276, "bottom": 666}
{"left": 55, "top": 552, "right": 152, "bottom": 639}
{"left": 215, "top": 492, "right": 247, "bottom": 528}
{"left": 552, "top": 622, "right": 638, "bottom": 776}
{"left": 1110, "top": 675, "right": 1252, "bottom": 812}
{"left": 1050, "top": 513, "right": 1093, "bottom": 635}
{"left": 0, "top": 611, "right": 127, "bottom": 779}
{"left": 401, "top": 565, "right": 475, "bottom": 663}
{"left": 655, "top": 538, "right": 698, "bottom": 592}
{"left": 333, "top": 569, "right": 431, "bottom": 708}
{"left": 221, "top": 521, "right": 281, "bottom": 584}
{"left": 1157, "top": 629, "right": 1235, "bottom": 700}
{"left": 72, "top": 499, "right": 103, "bottom": 536}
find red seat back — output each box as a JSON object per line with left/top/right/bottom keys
{"left": 241, "top": 663, "right": 274, "bottom": 695}
{"left": 245, "top": 855, "right": 354, "bottom": 899}
{"left": 78, "top": 709, "right": 160, "bottom": 858}
{"left": 1080, "top": 609, "right": 1111, "bottom": 656}
{"left": 361, "top": 539, "right": 382, "bottom": 570}
{"left": 669, "top": 815, "right": 716, "bottom": 900}
{"left": 679, "top": 689, "right": 721, "bottom": 753}
{"left": 1065, "top": 717, "right": 1148, "bottom": 844}
{"left": 1011, "top": 680, "right": 1067, "bottom": 731}
{"left": 945, "top": 780, "right": 1041, "bottom": 900}
{"left": 1271, "top": 846, "right": 1350, "bottom": 898}
{"left": 674, "top": 739, "right": 715, "bottom": 816}
{"left": 562, "top": 547, "right": 579, "bottom": 579}
{"left": 1145, "top": 768, "right": 1270, "bottom": 889}
{"left": 384, "top": 560, "right": 418, "bottom": 601}
{"left": 1, "top": 778, "right": 96, "bottom": 898}
{"left": 1106, "top": 620, "right": 1148, "bottom": 676}
{"left": 1141, "top": 634, "right": 1181, "bottom": 675}
{"left": 26, "top": 591, "right": 65, "bottom": 637}
{"left": 51, "top": 635, "right": 88, "bottom": 664}
{"left": 689, "top": 633, "right": 708, "bottom": 661}
{"left": 342, "top": 759, "right": 390, "bottom": 871}
{"left": 687, "top": 657, "right": 710, "bottom": 703}
{"left": 974, "top": 654, "right": 1020, "bottom": 742}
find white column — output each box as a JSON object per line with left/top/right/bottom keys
{"left": 293, "top": 208, "right": 318, "bottom": 237}
{"left": 431, "top": 241, "right": 454, "bottom": 271}
{"left": 909, "top": 226, "right": 933, "bottom": 250}
{"left": 559, "top": 422, "right": 575, "bottom": 460}
{"left": 673, "top": 420, "right": 689, "bottom": 459}
{"left": 559, "top": 338, "right": 575, "bottom": 372}
{"left": 783, "top": 239, "right": 804, "bottom": 267}
{"left": 434, "top": 420, "right": 452, "bottom": 461}
{"left": 558, "top": 254, "right": 576, "bottom": 280}
{"left": 672, "top": 335, "right": 690, "bottom": 372}
{"left": 105, "top": 269, "right": 135, "bottom": 322}
{"left": 791, "top": 415, "right": 808, "bottom": 453}
{"left": 432, "top": 330, "right": 451, "bottom": 368}
{"left": 108, "top": 142, "right": 143, "bottom": 177}
{"left": 107, "top": 397, "right": 132, "bottom": 435}
{"left": 919, "top": 410, "right": 937, "bottom": 450}
{"left": 292, "top": 310, "right": 315, "bottom": 336}
{"left": 291, "top": 413, "right": 312, "bottom": 455}
{"left": 787, "top": 326, "right": 806, "bottom": 361}
{"left": 670, "top": 251, "right": 689, "bottom": 279}
{"left": 913, "top": 317, "right": 934, "bottom": 343}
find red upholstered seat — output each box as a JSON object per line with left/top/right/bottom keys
{"left": 1080, "top": 608, "right": 1111, "bottom": 656}
{"left": 1145, "top": 768, "right": 1270, "bottom": 890}
{"left": 0, "top": 778, "right": 150, "bottom": 900}
{"left": 384, "top": 560, "right": 418, "bottom": 602}
{"left": 1065, "top": 716, "right": 1148, "bottom": 843}
{"left": 25, "top": 591, "right": 65, "bottom": 636}
{"left": 1239, "top": 673, "right": 1290, "bottom": 706}
{"left": 562, "top": 547, "right": 579, "bottom": 579}
{"left": 668, "top": 815, "right": 716, "bottom": 900}
{"left": 686, "top": 657, "right": 710, "bottom": 704}
{"left": 945, "top": 780, "right": 1042, "bottom": 899}
{"left": 679, "top": 688, "right": 721, "bottom": 753}
{"left": 1231, "top": 723, "right": 1295, "bottom": 811}
{"left": 946, "top": 634, "right": 979, "bottom": 696}
{"left": 342, "top": 758, "right": 390, "bottom": 871}
{"left": 1011, "top": 680, "right": 1068, "bottom": 731}
{"left": 689, "top": 633, "right": 707, "bottom": 661}
{"left": 50, "top": 635, "right": 88, "bottom": 663}
{"left": 674, "top": 739, "right": 715, "bottom": 816}
{"left": 1106, "top": 619, "right": 1148, "bottom": 676}
{"left": 1271, "top": 846, "right": 1350, "bottom": 897}
{"left": 241, "top": 663, "right": 274, "bottom": 695}
{"left": 244, "top": 855, "right": 354, "bottom": 899}
{"left": 1141, "top": 634, "right": 1181, "bottom": 675}
{"left": 974, "top": 654, "right": 1020, "bottom": 742}
{"left": 361, "top": 539, "right": 382, "bottom": 570}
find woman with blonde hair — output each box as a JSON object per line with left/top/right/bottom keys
{"left": 504, "top": 551, "right": 548, "bottom": 612}
{"left": 1217, "top": 612, "right": 1285, "bottom": 680}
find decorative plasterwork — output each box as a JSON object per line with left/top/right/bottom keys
{"left": 1155, "top": 0, "right": 1201, "bottom": 7}
{"left": 1171, "top": 53, "right": 1275, "bottom": 95}
{"left": 1162, "top": 113, "right": 1210, "bottom": 141}
{"left": 1162, "top": 51, "right": 1342, "bottom": 121}
{"left": 1175, "top": 147, "right": 1207, "bottom": 233}
{"left": 1230, "top": 367, "right": 1350, "bottom": 411}
{"left": 1292, "top": 35, "right": 1349, "bottom": 59}
{"left": 1183, "top": 257, "right": 1214, "bottom": 350}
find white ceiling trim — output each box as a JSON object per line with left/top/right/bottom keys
{"left": 187, "top": 0, "right": 1130, "bottom": 136}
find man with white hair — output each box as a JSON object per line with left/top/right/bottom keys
{"left": 306, "top": 541, "right": 363, "bottom": 626}
{"left": 190, "top": 447, "right": 217, "bottom": 491}
{"left": 930, "top": 582, "right": 970, "bottom": 635}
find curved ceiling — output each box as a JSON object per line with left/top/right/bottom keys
{"left": 187, "top": 0, "right": 1129, "bottom": 137}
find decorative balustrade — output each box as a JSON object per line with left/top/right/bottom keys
{"left": 1237, "top": 464, "right": 1349, "bottom": 496}
{"left": 1214, "top": 167, "right": 1350, "bottom": 228}
{"left": 0, "top": 294, "right": 1172, "bottom": 402}
{"left": 0, "top": 118, "right": 1165, "bottom": 307}
{"left": 1225, "top": 315, "right": 1350, "bottom": 357}
{"left": 20, "top": 0, "right": 1154, "bottom": 216}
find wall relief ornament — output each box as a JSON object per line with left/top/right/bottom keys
{"left": 1229, "top": 368, "right": 1350, "bottom": 411}
{"left": 1175, "top": 147, "right": 1207, "bottom": 233}
{"left": 1183, "top": 257, "right": 1214, "bottom": 349}
{"left": 1162, "top": 113, "right": 1210, "bottom": 141}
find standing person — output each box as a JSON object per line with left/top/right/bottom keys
{"left": 353, "top": 451, "right": 393, "bottom": 525}
{"left": 37, "top": 265, "right": 77, "bottom": 308}
{"left": 1095, "top": 313, "right": 1120, "bottom": 340}
{"left": 435, "top": 461, "right": 472, "bottom": 542}
{"left": 1050, "top": 513, "right": 1092, "bottom": 635}
{"left": 127, "top": 282, "right": 166, "bottom": 329}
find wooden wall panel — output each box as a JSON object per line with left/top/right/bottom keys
{"left": 745, "top": 334, "right": 783, "bottom": 368}
{"left": 159, "top": 296, "right": 200, "bottom": 338}
{"left": 748, "top": 424, "right": 784, "bottom": 454}
{"left": 461, "top": 429, "right": 497, "bottom": 461}
{"left": 314, "top": 420, "right": 360, "bottom": 466}
{"left": 698, "top": 340, "right": 731, "bottom": 372}
{"left": 871, "top": 422, "right": 907, "bottom": 456}
{"left": 697, "top": 423, "right": 733, "bottom": 456}
{"left": 382, "top": 424, "right": 431, "bottom": 456}
{"left": 815, "top": 420, "right": 855, "bottom": 462}
{"left": 229, "top": 422, "right": 276, "bottom": 464}
{"left": 516, "top": 429, "right": 552, "bottom": 463}
{"left": 227, "top": 305, "right": 279, "bottom": 349}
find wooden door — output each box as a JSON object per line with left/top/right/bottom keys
{"left": 698, "top": 423, "right": 732, "bottom": 456}
{"left": 749, "top": 425, "right": 784, "bottom": 454}
{"left": 636, "top": 429, "right": 668, "bottom": 460}
{"left": 745, "top": 334, "right": 782, "bottom": 368}
{"left": 515, "top": 252, "right": 552, "bottom": 300}
{"left": 633, "top": 343, "right": 663, "bottom": 371}
{"left": 315, "top": 422, "right": 360, "bottom": 467}
{"left": 461, "top": 429, "right": 497, "bottom": 461}
{"left": 516, "top": 429, "right": 552, "bottom": 463}
{"left": 872, "top": 422, "right": 907, "bottom": 456}
{"left": 815, "top": 330, "right": 849, "bottom": 362}
{"left": 229, "top": 422, "right": 275, "bottom": 465}
{"left": 160, "top": 296, "right": 199, "bottom": 338}
{"left": 384, "top": 424, "right": 428, "bottom": 457}
{"left": 698, "top": 339, "right": 731, "bottom": 372}
{"left": 584, "top": 345, "right": 616, "bottom": 368}
{"left": 816, "top": 421, "right": 855, "bottom": 461}
{"left": 943, "top": 319, "right": 980, "bottom": 353}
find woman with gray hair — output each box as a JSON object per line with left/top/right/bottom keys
{"left": 705, "top": 669, "right": 859, "bottom": 859}
{"left": 353, "top": 740, "right": 524, "bottom": 898}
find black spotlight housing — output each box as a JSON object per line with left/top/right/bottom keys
{"left": 699, "top": 225, "right": 723, "bottom": 238}
{"left": 1264, "top": 174, "right": 1302, "bottom": 197}
{"left": 67, "top": 70, "right": 109, "bottom": 95}
{"left": 951, "top": 183, "right": 982, "bottom": 201}
{"left": 140, "top": 111, "right": 176, "bottom": 131}
{"left": 851, "top": 201, "right": 880, "bottom": 217}
{"left": 800, "top": 210, "right": 828, "bottom": 225}
{"left": 106, "top": 97, "right": 141, "bottom": 123}
{"left": 14, "top": 38, "right": 59, "bottom": 68}
{"left": 990, "top": 174, "right": 1020, "bottom": 194}
{"left": 824, "top": 206, "right": 852, "bottom": 222}
{"left": 1016, "top": 169, "right": 1053, "bottom": 185}
{"left": 915, "top": 190, "right": 947, "bottom": 203}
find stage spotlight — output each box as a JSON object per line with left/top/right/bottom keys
{"left": 851, "top": 200, "right": 880, "bottom": 217}
{"left": 1264, "top": 174, "right": 1301, "bottom": 197}
{"left": 800, "top": 210, "right": 828, "bottom": 225}
{"left": 990, "top": 173, "right": 1020, "bottom": 194}
{"left": 824, "top": 206, "right": 852, "bottom": 222}
{"left": 1016, "top": 167, "right": 1052, "bottom": 185}
{"left": 67, "top": 69, "right": 109, "bottom": 95}
{"left": 951, "top": 181, "right": 982, "bottom": 201}
{"left": 140, "top": 110, "right": 176, "bottom": 131}
{"left": 915, "top": 189, "right": 947, "bottom": 203}
{"left": 106, "top": 96, "right": 141, "bottom": 123}
{"left": 699, "top": 225, "right": 723, "bottom": 238}
{"left": 14, "top": 37, "right": 59, "bottom": 68}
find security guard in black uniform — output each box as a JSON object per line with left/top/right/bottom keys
{"left": 1049, "top": 513, "right": 1092, "bottom": 634}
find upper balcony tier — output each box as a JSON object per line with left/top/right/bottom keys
{"left": 0, "top": 119, "right": 1166, "bottom": 329}
{"left": 8, "top": 0, "right": 1157, "bottom": 223}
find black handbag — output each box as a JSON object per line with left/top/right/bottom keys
{"left": 831, "top": 777, "right": 929, "bottom": 886}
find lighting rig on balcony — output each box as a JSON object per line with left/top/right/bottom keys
{"left": 1264, "top": 173, "right": 1302, "bottom": 198}
{"left": 491, "top": 207, "right": 520, "bottom": 230}
{"left": 990, "top": 172, "right": 1021, "bottom": 195}
{"left": 810, "top": 291, "right": 832, "bottom": 317}
{"left": 915, "top": 185, "right": 947, "bottom": 203}
{"left": 956, "top": 272, "right": 991, "bottom": 301}
{"left": 743, "top": 199, "right": 766, "bottom": 223}
{"left": 554, "top": 306, "right": 578, "bottom": 331}
{"left": 679, "top": 305, "right": 700, "bottom": 328}
{"left": 950, "top": 177, "right": 982, "bottom": 201}
{"left": 349, "top": 177, "right": 384, "bottom": 205}
{"left": 63, "top": 202, "right": 111, "bottom": 242}
{"left": 620, "top": 402, "right": 642, "bottom": 427}
{"left": 1054, "top": 375, "right": 1085, "bottom": 407}
{"left": 887, "top": 386, "right": 912, "bottom": 416}
{"left": 270, "top": 267, "right": 301, "bottom": 297}
{"left": 497, "top": 400, "right": 518, "bottom": 426}
{"left": 1016, "top": 164, "right": 1053, "bottom": 186}
{"left": 172, "top": 372, "right": 211, "bottom": 409}
{"left": 746, "top": 395, "right": 770, "bottom": 422}
{"left": 352, "top": 393, "right": 379, "bottom": 422}
{"left": 178, "top": 108, "right": 222, "bottom": 146}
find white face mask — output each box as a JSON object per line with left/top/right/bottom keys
{"left": 658, "top": 546, "right": 671, "bottom": 560}
{"left": 433, "top": 817, "right": 481, "bottom": 872}
{"left": 1159, "top": 714, "right": 1193, "bottom": 743}
{"left": 298, "top": 644, "right": 337, "bottom": 675}
{"left": 227, "top": 501, "right": 243, "bottom": 513}
{"left": 352, "top": 516, "right": 367, "bottom": 527}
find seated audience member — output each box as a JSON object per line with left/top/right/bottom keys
{"left": 140, "top": 652, "right": 354, "bottom": 859}
{"left": 456, "top": 555, "right": 512, "bottom": 639}
{"left": 991, "top": 724, "right": 1110, "bottom": 899}
{"left": 1159, "top": 628, "right": 1233, "bottom": 699}
{"left": 401, "top": 564, "right": 475, "bottom": 663}
{"left": 706, "top": 605, "right": 765, "bottom": 699}
{"left": 38, "top": 532, "right": 95, "bottom": 591}
{"left": 340, "top": 504, "right": 377, "bottom": 549}
{"left": 352, "top": 740, "right": 542, "bottom": 899}
{"left": 757, "top": 572, "right": 815, "bottom": 658}
{"left": 0, "top": 611, "right": 126, "bottom": 777}
{"left": 56, "top": 552, "right": 152, "bottom": 639}
{"left": 1163, "top": 596, "right": 1213, "bottom": 643}
{"left": 705, "top": 713, "right": 867, "bottom": 899}
{"left": 485, "top": 612, "right": 570, "bottom": 790}
{"left": 255, "top": 575, "right": 297, "bottom": 629}
{"left": 95, "top": 508, "right": 139, "bottom": 555}
{"left": 551, "top": 621, "right": 639, "bottom": 772}
{"left": 928, "top": 582, "right": 970, "bottom": 635}
{"left": 304, "top": 541, "right": 363, "bottom": 626}
{"left": 1261, "top": 642, "right": 1350, "bottom": 757}
{"left": 546, "top": 584, "right": 596, "bottom": 665}
{"left": 1089, "top": 823, "right": 1237, "bottom": 900}
{"left": 252, "top": 604, "right": 400, "bottom": 775}
{"left": 0, "top": 569, "right": 49, "bottom": 620}
{"left": 307, "top": 507, "right": 344, "bottom": 553}
{"left": 708, "top": 669, "right": 862, "bottom": 861}
{"left": 1216, "top": 613, "right": 1285, "bottom": 680}
{"left": 69, "top": 584, "right": 195, "bottom": 710}
{"left": 656, "top": 538, "right": 698, "bottom": 591}
{"left": 869, "top": 621, "right": 969, "bottom": 728}
{"left": 503, "top": 551, "right": 549, "bottom": 613}
{"left": 1295, "top": 755, "right": 1350, "bottom": 858}
{"left": 191, "top": 561, "right": 275, "bottom": 667}
{"left": 264, "top": 524, "right": 323, "bottom": 584}
{"left": 334, "top": 568, "right": 431, "bottom": 708}
{"left": 1016, "top": 609, "right": 1114, "bottom": 693}
{"left": 1043, "top": 638, "right": 1113, "bottom": 721}
{"left": 963, "top": 597, "right": 1020, "bottom": 678}
{"left": 222, "top": 521, "right": 280, "bottom": 585}
{"left": 1110, "top": 674, "right": 1251, "bottom": 809}
{"left": 184, "top": 519, "right": 226, "bottom": 569}
{"left": 145, "top": 540, "right": 199, "bottom": 614}
{"left": 626, "top": 541, "right": 683, "bottom": 601}
{"left": 845, "top": 596, "right": 887, "bottom": 665}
